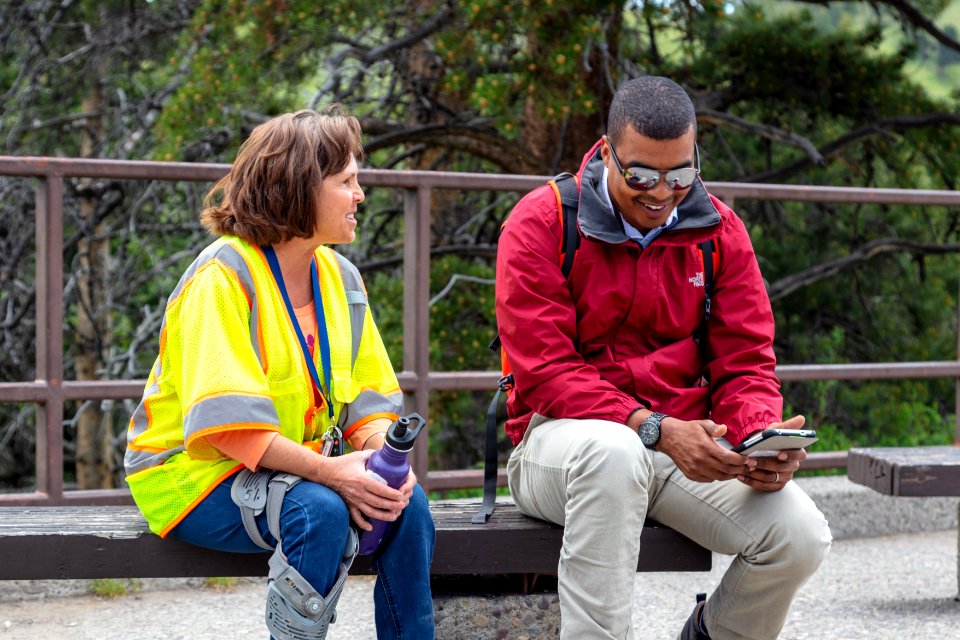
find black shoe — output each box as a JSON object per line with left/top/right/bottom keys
{"left": 679, "top": 593, "right": 711, "bottom": 640}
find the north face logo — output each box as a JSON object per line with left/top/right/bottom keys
{"left": 688, "top": 272, "right": 704, "bottom": 288}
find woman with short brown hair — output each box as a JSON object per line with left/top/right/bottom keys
{"left": 201, "top": 109, "right": 363, "bottom": 245}
{"left": 124, "top": 108, "right": 435, "bottom": 639}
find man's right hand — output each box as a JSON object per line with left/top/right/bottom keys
{"left": 656, "top": 417, "right": 757, "bottom": 482}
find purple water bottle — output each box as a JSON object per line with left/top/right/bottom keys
{"left": 357, "top": 413, "right": 426, "bottom": 555}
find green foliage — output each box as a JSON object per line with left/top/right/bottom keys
{"left": 364, "top": 269, "right": 404, "bottom": 367}
{"left": 433, "top": 0, "right": 618, "bottom": 129}
{"left": 0, "top": 1, "right": 198, "bottom": 158}
{"left": 155, "top": 0, "right": 331, "bottom": 159}
{"left": 426, "top": 259, "right": 502, "bottom": 468}
{"left": 204, "top": 576, "right": 239, "bottom": 590}
{"left": 366, "top": 254, "right": 503, "bottom": 470}
{"left": 428, "top": 256, "right": 498, "bottom": 372}
{"left": 89, "top": 578, "right": 142, "bottom": 598}
{"left": 152, "top": 0, "right": 626, "bottom": 160}
{"left": 690, "top": 10, "right": 908, "bottom": 121}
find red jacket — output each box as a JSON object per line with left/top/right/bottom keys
{"left": 496, "top": 141, "right": 782, "bottom": 447}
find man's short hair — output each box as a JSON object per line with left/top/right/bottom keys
{"left": 201, "top": 107, "right": 362, "bottom": 245}
{"left": 607, "top": 76, "right": 697, "bottom": 144}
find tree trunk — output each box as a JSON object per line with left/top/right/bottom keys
{"left": 402, "top": 0, "right": 470, "bottom": 243}
{"left": 74, "top": 72, "right": 114, "bottom": 490}
{"left": 520, "top": 10, "right": 621, "bottom": 174}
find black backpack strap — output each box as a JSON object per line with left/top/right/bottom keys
{"left": 472, "top": 374, "right": 513, "bottom": 524}
{"left": 553, "top": 172, "right": 581, "bottom": 279}
{"left": 488, "top": 175, "right": 579, "bottom": 352}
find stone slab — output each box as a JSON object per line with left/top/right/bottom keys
{"left": 794, "top": 475, "right": 958, "bottom": 540}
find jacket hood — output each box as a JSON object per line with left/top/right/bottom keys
{"left": 575, "top": 140, "right": 722, "bottom": 245}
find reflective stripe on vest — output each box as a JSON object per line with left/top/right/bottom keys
{"left": 182, "top": 392, "right": 279, "bottom": 444}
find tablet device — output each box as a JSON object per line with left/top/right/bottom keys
{"left": 731, "top": 428, "right": 818, "bottom": 457}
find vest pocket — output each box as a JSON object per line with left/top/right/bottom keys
{"left": 268, "top": 374, "right": 309, "bottom": 442}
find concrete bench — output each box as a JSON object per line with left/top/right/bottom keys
{"left": 0, "top": 500, "right": 710, "bottom": 638}
{"left": 847, "top": 445, "right": 960, "bottom": 597}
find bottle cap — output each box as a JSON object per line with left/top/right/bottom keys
{"left": 385, "top": 413, "right": 425, "bottom": 451}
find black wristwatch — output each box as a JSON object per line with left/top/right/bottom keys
{"left": 638, "top": 412, "right": 667, "bottom": 450}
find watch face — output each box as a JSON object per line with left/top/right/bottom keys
{"left": 639, "top": 419, "right": 659, "bottom": 446}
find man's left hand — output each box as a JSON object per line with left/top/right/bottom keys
{"left": 737, "top": 415, "right": 806, "bottom": 492}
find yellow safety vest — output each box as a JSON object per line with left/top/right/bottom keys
{"left": 123, "top": 236, "right": 402, "bottom": 537}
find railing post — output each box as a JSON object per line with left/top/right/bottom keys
{"left": 956, "top": 276, "right": 960, "bottom": 446}
{"left": 34, "top": 175, "right": 65, "bottom": 501}
{"left": 403, "top": 186, "right": 433, "bottom": 488}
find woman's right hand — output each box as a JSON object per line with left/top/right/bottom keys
{"left": 318, "top": 451, "right": 408, "bottom": 531}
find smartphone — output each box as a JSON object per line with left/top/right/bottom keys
{"left": 731, "top": 428, "right": 818, "bottom": 457}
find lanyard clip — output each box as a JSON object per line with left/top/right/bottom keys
{"left": 321, "top": 426, "right": 344, "bottom": 457}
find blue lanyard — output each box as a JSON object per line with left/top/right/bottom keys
{"left": 262, "top": 246, "right": 334, "bottom": 420}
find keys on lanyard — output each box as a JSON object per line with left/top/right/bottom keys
{"left": 321, "top": 426, "right": 344, "bottom": 457}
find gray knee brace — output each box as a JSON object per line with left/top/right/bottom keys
{"left": 231, "top": 469, "right": 359, "bottom": 640}
{"left": 265, "top": 531, "right": 358, "bottom": 640}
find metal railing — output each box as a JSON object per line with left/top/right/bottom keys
{"left": 1, "top": 155, "right": 959, "bottom": 505}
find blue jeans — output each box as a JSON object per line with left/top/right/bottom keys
{"left": 171, "top": 471, "right": 436, "bottom": 639}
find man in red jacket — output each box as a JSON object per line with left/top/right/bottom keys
{"left": 496, "top": 76, "right": 832, "bottom": 640}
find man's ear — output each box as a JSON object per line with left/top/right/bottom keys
{"left": 599, "top": 135, "right": 610, "bottom": 162}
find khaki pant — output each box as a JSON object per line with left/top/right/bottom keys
{"left": 507, "top": 416, "right": 832, "bottom": 640}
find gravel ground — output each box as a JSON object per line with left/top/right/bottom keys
{"left": 0, "top": 529, "right": 957, "bottom": 639}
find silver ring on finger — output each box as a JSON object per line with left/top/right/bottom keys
{"left": 775, "top": 472, "right": 780, "bottom": 483}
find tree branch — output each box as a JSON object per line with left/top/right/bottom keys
{"left": 792, "top": 0, "right": 960, "bottom": 53}
{"left": 361, "top": 120, "right": 546, "bottom": 174}
{"left": 698, "top": 109, "right": 825, "bottom": 166}
{"left": 740, "top": 112, "right": 960, "bottom": 183}
{"left": 309, "top": 1, "right": 455, "bottom": 109}
{"left": 22, "top": 110, "right": 104, "bottom": 131}
{"left": 363, "top": 1, "right": 456, "bottom": 63}
{"left": 768, "top": 237, "right": 960, "bottom": 301}
{"left": 429, "top": 274, "right": 495, "bottom": 307}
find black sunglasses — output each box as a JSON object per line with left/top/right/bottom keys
{"left": 607, "top": 139, "right": 700, "bottom": 191}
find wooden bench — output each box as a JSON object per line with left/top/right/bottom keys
{"left": 847, "top": 445, "right": 960, "bottom": 596}
{"left": 847, "top": 445, "right": 960, "bottom": 497}
{"left": 0, "top": 500, "right": 710, "bottom": 593}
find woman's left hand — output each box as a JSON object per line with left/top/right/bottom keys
{"left": 397, "top": 469, "right": 417, "bottom": 504}
{"left": 318, "top": 451, "right": 408, "bottom": 531}
{"left": 259, "top": 433, "right": 415, "bottom": 530}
